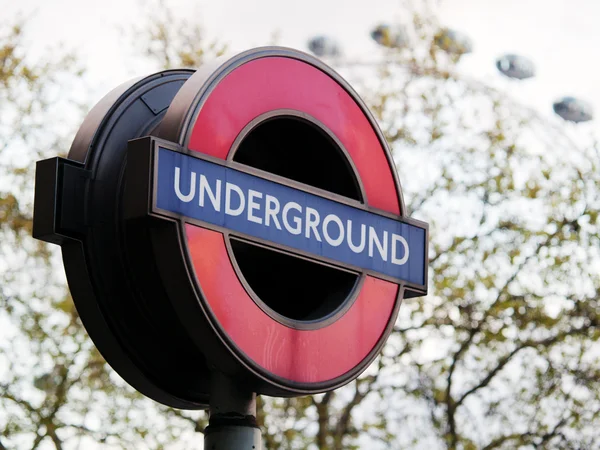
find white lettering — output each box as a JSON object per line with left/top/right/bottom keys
{"left": 305, "top": 207, "right": 322, "bottom": 241}
{"left": 225, "top": 182, "right": 245, "bottom": 216}
{"left": 199, "top": 175, "right": 221, "bottom": 211}
{"left": 391, "top": 234, "right": 409, "bottom": 265}
{"left": 282, "top": 202, "right": 302, "bottom": 235}
{"left": 323, "top": 214, "right": 344, "bottom": 246}
{"left": 247, "top": 190, "right": 263, "bottom": 224}
{"left": 174, "top": 166, "right": 407, "bottom": 270}
{"left": 265, "top": 195, "right": 282, "bottom": 230}
{"left": 368, "top": 227, "right": 388, "bottom": 261}
{"left": 347, "top": 220, "right": 366, "bottom": 253}
{"left": 174, "top": 167, "right": 196, "bottom": 202}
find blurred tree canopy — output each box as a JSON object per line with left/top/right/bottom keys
{"left": 1, "top": 1, "right": 600, "bottom": 449}
{"left": 0, "top": 14, "right": 205, "bottom": 450}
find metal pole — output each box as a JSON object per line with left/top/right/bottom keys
{"left": 204, "top": 372, "right": 262, "bottom": 450}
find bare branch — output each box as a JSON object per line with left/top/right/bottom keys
{"left": 482, "top": 417, "right": 567, "bottom": 450}
{"left": 30, "top": 433, "right": 45, "bottom": 450}
{"left": 1, "top": 385, "right": 40, "bottom": 418}
{"left": 314, "top": 391, "right": 334, "bottom": 449}
{"left": 47, "top": 425, "right": 63, "bottom": 450}
{"left": 455, "top": 343, "right": 529, "bottom": 409}
{"left": 482, "top": 432, "right": 536, "bottom": 450}
{"left": 333, "top": 378, "right": 373, "bottom": 449}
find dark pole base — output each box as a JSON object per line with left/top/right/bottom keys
{"left": 204, "top": 425, "right": 262, "bottom": 450}
{"left": 205, "top": 372, "right": 262, "bottom": 450}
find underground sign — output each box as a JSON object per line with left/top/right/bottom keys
{"left": 32, "top": 47, "right": 428, "bottom": 409}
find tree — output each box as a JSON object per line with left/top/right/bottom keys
{"left": 2, "top": 1, "right": 599, "bottom": 448}
{"left": 0, "top": 17, "right": 205, "bottom": 450}
{"left": 132, "top": 0, "right": 227, "bottom": 70}
{"left": 0, "top": 18, "right": 96, "bottom": 450}
{"left": 362, "top": 5, "right": 600, "bottom": 448}
{"left": 137, "top": 1, "right": 600, "bottom": 448}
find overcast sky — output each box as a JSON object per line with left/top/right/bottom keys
{"left": 2, "top": 1, "right": 597, "bottom": 448}
{"left": 4, "top": 0, "right": 600, "bottom": 127}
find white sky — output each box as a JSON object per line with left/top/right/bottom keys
{"left": 2, "top": 0, "right": 598, "bottom": 448}
{"left": 4, "top": 0, "right": 600, "bottom": 124}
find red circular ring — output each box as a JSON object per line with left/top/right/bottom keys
{"left": 184, "top": 56, "right": 401, "bottom": 384}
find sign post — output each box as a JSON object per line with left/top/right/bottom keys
{"left": 204, "top": 373, "right": 261, "bottom": 449}
{"left": 32, "top": 47, "right": 428, "bottom": 448}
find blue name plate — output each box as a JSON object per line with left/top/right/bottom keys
{"left": 154, "top": 148, "right": 426, "bottom": 287}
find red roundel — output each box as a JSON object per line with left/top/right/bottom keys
{"left": 157, "top": 48, "right": 405, "bottom": 390}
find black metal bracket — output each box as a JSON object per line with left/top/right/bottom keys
{"left": 32, "top": 157, "right": 91, "bottom": 245}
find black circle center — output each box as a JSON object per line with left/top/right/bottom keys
{"left": 230, "top": 115, "right": 362, "bottom": 325}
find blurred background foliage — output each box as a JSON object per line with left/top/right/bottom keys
{"left": 1, "top": 0, "right": 599, "bottom": 449}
